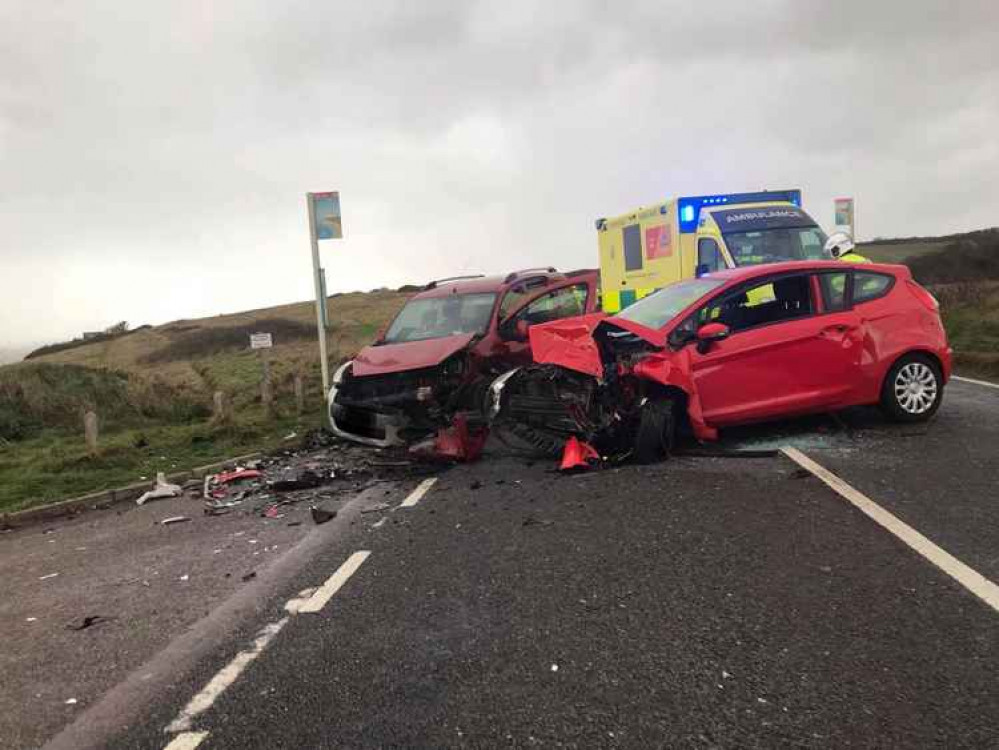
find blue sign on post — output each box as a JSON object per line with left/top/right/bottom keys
{"left": 311, "top": 192, "right": 343, "bottom": 240}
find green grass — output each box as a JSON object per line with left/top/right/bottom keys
{"left": 0, "top": 410, "right": 321, "bottom": 515}
{"left": 933, "top": 282, "right": 999, "bottom": 381}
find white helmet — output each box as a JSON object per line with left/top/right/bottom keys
{"left": 824, "top": 231, "right": 855, "bottom": 259}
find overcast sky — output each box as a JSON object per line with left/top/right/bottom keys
{"left": 1, "top": 0, "right": 997, "bottom": 349}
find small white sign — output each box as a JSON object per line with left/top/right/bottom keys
{"left": 250, "top": 333, "right": 273, "bottom": 350}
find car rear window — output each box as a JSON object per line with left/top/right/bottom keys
{"left": 853, "top": 272, "right": 894, "bottom": 304}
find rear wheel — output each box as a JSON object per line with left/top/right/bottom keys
{"left": 633, "top": 397, "right": 676, "bottom": 464}
{"left": 880, "top": 353, "right": 943, "bottom": 422}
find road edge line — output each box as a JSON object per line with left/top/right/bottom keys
{"left": 781, "top": 446, "right": 999, "bottom": 614}
{"left": 399, "top": 477, "right": 438, "bottom": 508}
{"left": 953, "top": 374, "right": 999, "bottom": 390}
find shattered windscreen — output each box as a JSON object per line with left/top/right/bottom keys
{"left": 382, "top": 293, "right": 498, "bottom": 344}
{"left": 614, "top": 278, "right": 725, "bottom": 329}
{"left": 723, "top": 226, "right": 830, "bottom": 266}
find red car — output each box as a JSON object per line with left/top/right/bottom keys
{"left": 329, "top": 268, "right": 599, "bottom": 447}
{"left": 491, "top": 261, "right": 951, "bottom": 461}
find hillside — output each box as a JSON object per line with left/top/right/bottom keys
{"left": 16, "top": 290, "right": 409, "bottom": 408}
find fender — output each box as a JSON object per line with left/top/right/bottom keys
{"left": 631, "top": 349, "right": 718, "bottom": 442}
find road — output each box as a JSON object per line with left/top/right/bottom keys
{"left": 19, "top": 378, "right": 999, "bottom": 749}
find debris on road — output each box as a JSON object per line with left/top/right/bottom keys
{"left": 64, "top": 698, "right": 78, "bottom": 705}
{"left": 67, "top": 615, "right": 111, "bottom": 631}
{"left": 241, "top": 571, "right": 257, "bottom": 582}
{"left": 522, "top": 516, "right": 555, "bottom": 528}
{"left": 311, "top": 506, "right": 337, "bottom": 525}
{"left": 271, "top": 469, "right": 323, "bottom": 492}
{"left": 136, "top": 472, "right": 183, "bottom": 506}
{"left": 559, "top": 436, "right": 601, "bottom": 472}
{"left": 160, "top": 516, "right": 191, "bottom": 525}
{"left": 38, "top": 573, "right": 59, "bottom": 581}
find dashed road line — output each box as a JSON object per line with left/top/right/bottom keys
{"left": 782, "top": 446, "right": 999, "bottom": 614}
{"left": 163, "top": 731, "right": 209, "bottom": 750}
{"left": 399, "top": 477, "right": 438, "bottom": 508}
{"left": 166, "top": 618, "right": 289, "bottom": 733}
{"left": 953, "top": 375, "right": 999, "bottom": 390}
{"left": 298, "top": 550, "right": 372, "bottom": 614}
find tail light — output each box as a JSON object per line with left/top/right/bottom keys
{"left": 906, "top": 280, "right": 939, "bottom": 312}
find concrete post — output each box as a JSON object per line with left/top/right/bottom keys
{"left": 83, "top": 410, "right": 99, "bottom": 455}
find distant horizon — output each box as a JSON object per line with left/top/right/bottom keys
{"left": 4, "top": 222, "right": 993, "bottom": 362}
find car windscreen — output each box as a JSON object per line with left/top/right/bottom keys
{"left": 723, "top": 226, "right": 830, "bottom": 266}
{"left": 382, "top": 293, "right": 498, "bottom": 344}
{"left": 614, "top": 278, "right": 726, "bottom": 329}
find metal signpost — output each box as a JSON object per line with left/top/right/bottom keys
{"left": 306, "top": 191, "right": 343, "bottom": 398}
{"left": 834, "top": 197, "right": 856, "bottom": 238}
{"left": 250, "top": 332, "right": 274, "bottom": 416}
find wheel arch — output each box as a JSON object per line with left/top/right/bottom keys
{"left": 881, "top": 348, "right": 945, "bottom": 394}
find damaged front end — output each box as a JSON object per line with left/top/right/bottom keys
{"left": 329, "top": 352, "right": 490, "bottom": 456}
{"left": 491, "top": 318, "right": 678, "bottom": 461}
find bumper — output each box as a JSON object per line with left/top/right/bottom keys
{"left": 328, "top": 385, "right": 409, "bottom": 448}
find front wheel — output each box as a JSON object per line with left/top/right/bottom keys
{"left": 880, "top": 354, "right": 943, "bottom": 423}
{"left": 633, "top": 397, "right": 676, "bottom": 464}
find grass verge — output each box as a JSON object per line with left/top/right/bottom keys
{"left": 0, "top": 410, "right": 320, "bottom": 515}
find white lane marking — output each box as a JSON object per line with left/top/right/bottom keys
{"left": 166, "top": 618, "right": 288, "bottom": 732}
{"left": 782, "top": 447, "right": 999, "bottom": 614}
{"left": 399, "top": 477, "right": 438, "bottom": 508}
{"left": 953, "top": 375, "right": 999, "bottom": 390}
{"left": 283, "top": 586, "right": 318, "bottom": 614}
{"left": 298, "top": 551, "right": 371, "bottom": 614}
{"left": 163, "top": 731, "right": 209, "bottom": 750}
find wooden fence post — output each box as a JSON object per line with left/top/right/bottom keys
{"left": 212, "top": 390, "right": 229, "bottom": 424}
{"left": 294, "top": 373, "right": 305, "bottom": 417}
{"left": 83, "top": 410, "right": 99, "bottom": 456}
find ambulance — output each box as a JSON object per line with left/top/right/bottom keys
{"left": 596, "top": 189, "right": 830, "bottom": 312}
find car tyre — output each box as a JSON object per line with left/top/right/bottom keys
{"left": 633, "top": 397, "right": 676, "bottom": 464}
{"left": 880, "top": 353, "right": 943, "bottom": 423}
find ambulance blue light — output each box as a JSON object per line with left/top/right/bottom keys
{"left": 677, "top": 189, "right": 803, "bottom": 233}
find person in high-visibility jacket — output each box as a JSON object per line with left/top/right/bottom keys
{"left": 824, "top": 232, "right": 870, "bottom": 263}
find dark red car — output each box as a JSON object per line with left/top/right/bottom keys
{"left": 491, "top": 261, "right": 951, "bottom": 461}
{"left": 329, "top": 268, "right": 599, "bottom": 446}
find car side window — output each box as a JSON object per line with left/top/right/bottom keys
{"left": 854, "top": 272, "right": 894, "bottom": 303}
{"left": 697, "top": 238, "right": 723, "bottom": 272}
{"left": 695, "top": 274, "right": 813, "bottom": 333}
{"left": 515, "top": 283, "right": 589, "bottom": 325}
{"left": 818, "top": 271, "right": 850, "bottom": 312}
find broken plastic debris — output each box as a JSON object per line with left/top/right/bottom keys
{"left": 559, "top": 436, "right": 600, "bottom": 472}
{"left": 68, "top": 615, "right": 109, "bottom": 631}
{"left": 39, "top": 573, "right": 59, "bottom": 581}
{"left": 160, "top": 516, "right": 191, "bottom": 525}
{"left": 26, "top": 617, "right": 38, "bottom": 622}
{"left": 311, "top": 506, "right": 337, "bottom": 525}
{"left": 179, "top": 574, "right": 190, "bottom": 582}
{"left": 551, "top": 664, "right": 559, "bottom": 672}
{"left": 136, "top": 472, "right": 183, "bottom": 506}
{"left": 64, "top": 698, "right": 78, "bottom": 705}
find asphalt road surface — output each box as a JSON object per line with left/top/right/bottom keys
{"left": 31, "top": 378, "right": 999, "bottom": 749}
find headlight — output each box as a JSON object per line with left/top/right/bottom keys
{"left": 332, "top": 360, "right": 353, "bottom": 386}
{"left": 488, "top": 368, "right": 521, "bottom": 419}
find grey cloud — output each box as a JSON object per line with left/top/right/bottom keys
{"left": 1, "top": 0, "right": 997, "bottom": 347}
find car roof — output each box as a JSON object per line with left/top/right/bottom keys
{"left": 704, "top": 260, "right": 905, "bottom": 283}
{"left": 414, "top": 269, "right": 598, "bottom": 299}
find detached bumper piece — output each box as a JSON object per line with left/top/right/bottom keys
{"left": 410, "top": 412, "right": 489, "bottom": 463}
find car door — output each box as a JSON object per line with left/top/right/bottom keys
{"left": 497, "top": 277, "right": 597, "bottom": 366}
{"left": 686, "top": 271, "right": 863, "bottom": 426}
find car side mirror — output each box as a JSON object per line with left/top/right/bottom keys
{"left": 695, "top": 322, "right": 730, "bottom": 353}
